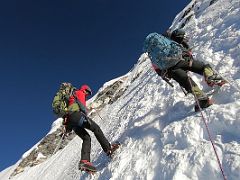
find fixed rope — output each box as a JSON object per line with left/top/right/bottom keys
{"left": 52, "top": 133, "right": 65, "bottom": 155}
{"left": 187, "top": 73, "right": 227, "bottom": 180}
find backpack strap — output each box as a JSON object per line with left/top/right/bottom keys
{"left": 72, "top": 90, "right": 87, "bottom": 114}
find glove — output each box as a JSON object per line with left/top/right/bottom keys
{"left": 62, "top": 116, "right": 68, "bottom": 125}
{"left": 61, "top": 125, "right": 72, "bottom": 137}
{"left": 160, "top": 69, "right": 169, "bottom": 78}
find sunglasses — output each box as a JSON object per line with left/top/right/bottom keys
{"left": 84, "top": 89, "right": 92, "bottom": 95}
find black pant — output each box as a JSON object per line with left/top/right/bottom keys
{"left": 67, "top": 111, "right": 111, "bottom": 161}
{"left": 168, "top": 60, "right": 208, "bottom": 93}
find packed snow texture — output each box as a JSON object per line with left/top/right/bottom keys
{"left": 1, "top": 0, "right": 240, "bottom": 179}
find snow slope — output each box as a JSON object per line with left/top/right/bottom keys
{"left": 1, "top": 0, "right": 240, "bottom": 179}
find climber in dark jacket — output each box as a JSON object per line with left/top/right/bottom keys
{"left": 167, "top": 29, "right": 226, "bottom": 90}
{"left": 145, "top": 29, "right": 226, "bottom": 111}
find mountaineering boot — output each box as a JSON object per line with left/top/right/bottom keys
{"left": 203, "top": 66, "right": 226, "bottom": 87}
{"left": 79, "top": 160, "right": 97, "bottom": 172}
{"left": 205, "top": 74, "right": 227, "bottom": 87}
{"left": 195, "top": 96, "right": 213, "bottom": 112}
{"left": 106, "top": 142, "right": 121, "bottom": 158}
{"left": 192, "top": 85, "right": 212, "bottom": 111}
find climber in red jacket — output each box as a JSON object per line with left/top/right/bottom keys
{"left": 64, "top": 84, "right": 119, "bottom": 172}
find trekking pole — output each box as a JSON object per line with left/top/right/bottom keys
{"left": 52, "top": 133, "right": 65, "bottom": 155}
{"left": 180, "top": 70, "right": 189, "bottom": 96}
{"left": 162, "top": 76, "right": 174, "bottom": 87}
{"left": 163, "top": 75, "right": 187, "bottom": 96}
{"left": 180, "top": 86, "right": 188, "bottom": 96}
{"left": 38, "top": 132, "right": 66, "bottom": 180}
{"left": 96, "top": 111, "right": 104, "bottom": 121}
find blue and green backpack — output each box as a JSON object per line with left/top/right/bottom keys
{"left": 143, "top": 32, "right": 183, "bottom": 70}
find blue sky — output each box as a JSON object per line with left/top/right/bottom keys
{"left": 0, "top": 0, "right": 189, "bottom": 171}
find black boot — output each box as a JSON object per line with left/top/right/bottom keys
{"left": 204, "top": 66, "right": 227, "bottom": 87}
{"left": 195, "top": 96, "right": 213, "bottom": 112}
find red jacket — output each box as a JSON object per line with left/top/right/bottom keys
{"left": 68, "top": 85, "right": 92, "bottom": 113}
{"left": 69, "top": 89, "right": 86, "bottom": 107}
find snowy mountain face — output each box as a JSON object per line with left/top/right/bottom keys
{"left": 1, "top": 0, "right": 240, "bottom": 179}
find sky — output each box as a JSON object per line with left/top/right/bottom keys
{"left": 0, "top": 0, "right": 189, "bottom": 171}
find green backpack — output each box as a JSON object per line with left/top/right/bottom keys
{"left": 52, "top": 82, "right": 75, "bottom": 117}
